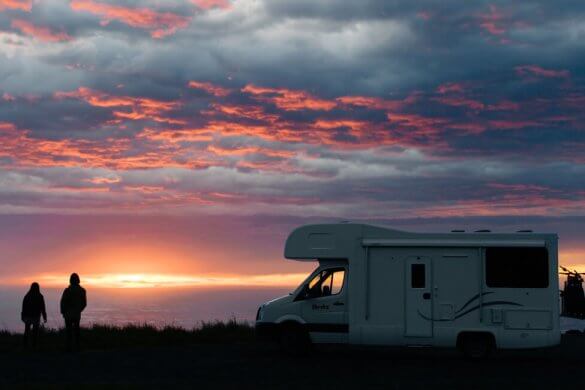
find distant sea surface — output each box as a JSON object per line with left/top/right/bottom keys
{"left": 0, "top": 286, "right": 291, "bottom": 332}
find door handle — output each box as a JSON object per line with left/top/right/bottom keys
{"left": 333, "top": 301, "right": 345, "bottom": 306}
{"left": 422, "top": 292, "right": 431, "bottom": 300}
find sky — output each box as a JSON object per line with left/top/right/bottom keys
{"left": 0, "top": 0, "right": 584, "bottom": 288}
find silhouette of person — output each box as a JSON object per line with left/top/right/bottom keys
{"left": 21, "top": 282, "right": 47, "bottom": 349}
{"left": 60, "top": 273, "right": 87, "bottom": 351}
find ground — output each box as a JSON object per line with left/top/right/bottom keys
{"left": 1, "top": 335, "right": 584, "bottom": 389}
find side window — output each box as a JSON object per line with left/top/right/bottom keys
{"left": 485, "top": 247, "right": 549, "bottom": 288}
{"left": 411, "top": 264, "right": 426, "bottom": 288}
{"left": 331, "top": 270, "right": 345, "bottom": 295}
{"left": 303, "top": 268, "right": 346, "bottom": 299}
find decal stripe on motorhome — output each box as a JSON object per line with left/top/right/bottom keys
{"left": 306, "top": 323, "right": 349, "bottom": 333}
{"left": 418, "top": 301, "right": 523, "bottom": 322}
{"left": 456, "top": 292, "right": 494, "bottom": 314}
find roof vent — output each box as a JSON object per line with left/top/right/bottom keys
{"left": 517, "top": 230, "right": 533, "bottom": 233}
{"left": 474, "top": 229, "right": 491, "bottom": 233}
{"left": 451, "top": 230, "right": 465, "bottom": 233}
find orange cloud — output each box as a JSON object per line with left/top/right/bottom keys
{"left": 70, "top": 0, "right": 191, "bottom": 38}
{"left": 191, "top": 0, "right": 231, "bottom": 10}
{"left": 337, "top": 95, "right": 405, "bottom": 111}
{"left": 55, "top": 87, "right": 184, "bottom": 124}
{"left": 205, "top": 103, "right": 281, "bottom": 123}
{"left": 242, "top": 84, "right": 337, "bottom": 111}
{"left": 11, "top": 19, "right": 72, "bottom": 42}
{"left": 188, "top": 81, "right": 231, "bottom": 97}
{"left": 0, "top": 0, "right": 31, "bottom": 11}
{"left": 0, "top": 121, "right": 211, "bottom": 170}
{"left": 207, "top": 144, "right": 294, "bottom": 159}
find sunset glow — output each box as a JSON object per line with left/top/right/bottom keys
{"left": 12, "top": 272, "right": 308, "bottom": 289}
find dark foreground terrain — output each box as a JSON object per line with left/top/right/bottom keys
{"left": 1, "top": 324, "right": 584, "bottom": 389}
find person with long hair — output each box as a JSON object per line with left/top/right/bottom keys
{"left": 21, "top": 282, "right": 47, "bottom": 348}
{"left": 60, "top": 273, "right": 87, "bottom": 351}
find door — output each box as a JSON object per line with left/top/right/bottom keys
{"left": 405, "top": 256, "right": 432, "bottom": 337}
{"left": 299, "top": 267, "right": 348, "bottom": 343}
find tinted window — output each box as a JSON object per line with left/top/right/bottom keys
{"left": 486, "top": 247, "right": 549, "bottom": 288}
{"left": 411, "top": 264, "right": 425, "bottom": 288}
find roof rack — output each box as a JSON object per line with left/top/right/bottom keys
{"left": 516, "top": 230, "right": 533, "bottom": 233}
{"left": 451, "top": 230, "right": 465, "bottom": 233}
{"left": 474, "top": 229, "right": 491, "bottom": 233}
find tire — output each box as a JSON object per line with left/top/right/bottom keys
{"left": 459, "top": 333, "right": 495, "bottom": 359}
{"left": 279, "top": 323, "right": 311, "bottom": 356}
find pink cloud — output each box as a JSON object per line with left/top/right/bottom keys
{"left": 0, "top": 0, "right": 31, "bottom": 11}
{"left": 191, "top": 0, "right": 231, "bottom": 10}
{"left": 70, "top": 0, "right": 191, "bottom": 38}
{"left": 433, "top": 95, "right": 485, "bottom": 111}
{"left": 436, "top": 82, "right": 466, "bottom": 94}
{"left": 515, "top": 65, "right": 570, "bottom": 79}
{"left": 10, "top": 19, "right": 72, "bottom": 42}
{"left": 188, "top": 81, "right": 231, "bottom": 97}
{"left": 336, "top": 95, "right": 405, "bottom": 111}
{"left": 478, "top": 4, "right": 506, "bottom": 36}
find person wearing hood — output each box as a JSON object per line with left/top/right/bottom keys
{"left": 21, "top": 282, "right": 47, "bottom": 348}
{"left": 60, "top": 273, "right": 87, "bottom": 351}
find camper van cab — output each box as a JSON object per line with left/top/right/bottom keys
{"left": 256, "top": 223, "right": 560, "bottom": 357}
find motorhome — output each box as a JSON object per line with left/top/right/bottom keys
{"left": 255, "top": 223, "right": 560, "bottom": 357}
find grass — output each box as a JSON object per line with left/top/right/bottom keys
{"left": 0, "top": 318, "right": 255, "bottom": 352}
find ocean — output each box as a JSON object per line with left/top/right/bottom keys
{"left": 0, "top": 286, "right": 291, "bottom": 332}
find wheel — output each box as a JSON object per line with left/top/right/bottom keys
{"left": 279, "top": 323, "right": 311, "bottom": 356}
{"left": 459, "top": 333, "right": 494, "bottom": 359}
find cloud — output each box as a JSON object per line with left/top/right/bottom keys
{"left": 0, "top": 0, "right": 31, "bottom": 12}
{"left": 515, "top": 65, "right": 570, "bottom": 79}
{"left": 191, "top": 0, "right": 231, "bottom": 10}
{"left": 54, "top": 87, "right": 185, "bottom": 124}
{"left": 242, "top": 84, "right": 337, "bottom": 111}
{"left": 69, "top": 0, "right": 192, "bottom": 38}
{"left": 188, "top": 80, "right": 231, "bottom": 97}
{"left": 0, "top": 0, "right": 583, "bottom": 221}
{"left": 10, "top": 19, "right": 72, "bottom": 42}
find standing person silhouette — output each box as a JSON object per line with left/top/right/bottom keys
{"left": 60, "top": 273, "right": 87, "bottom": 351}
{"left": 21, "top": 282, "right": 47, "bottom": 349}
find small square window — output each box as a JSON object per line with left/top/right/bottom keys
{"left": 411, "top": 264, "right": 425, "bottom": 288}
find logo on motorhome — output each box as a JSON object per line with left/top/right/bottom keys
{"left": 312, "top": 304, "right": 329, "bottom": 311}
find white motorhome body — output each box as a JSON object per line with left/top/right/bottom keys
{"left": 256, "top": 223, "right": 560, "bottom": 352}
